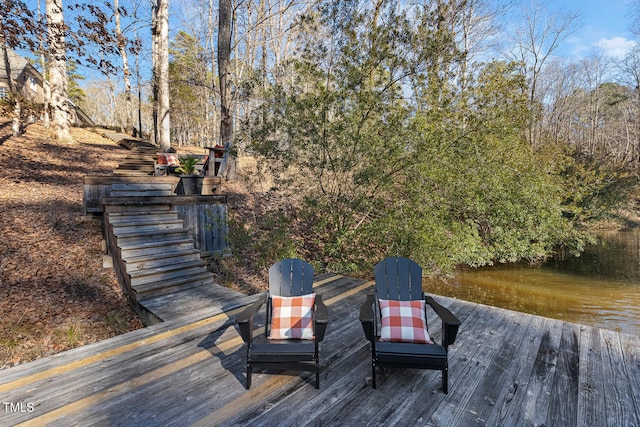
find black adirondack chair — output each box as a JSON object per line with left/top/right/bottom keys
{"left": 236, "top": 258, "right": 329, "bottom": 389}
{"left": 359, "top": 257, "right": 461, "bottom": 393}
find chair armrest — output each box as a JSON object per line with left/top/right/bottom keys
{"left": 425, "top": 295, "right": 460, "bottom": 348}
{"left": 314, "top": 294, "right": 329, "bottom": 342}
{"left": 235, "top": 293, "right": 267, "bottom": 344}
{"left": 359, "top": 292, "right": 376, "bottom": 342}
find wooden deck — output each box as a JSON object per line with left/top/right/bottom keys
{"left": 1, "top": 275, "right": 639, "bottom": 426}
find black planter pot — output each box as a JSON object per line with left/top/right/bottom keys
{"left": 176, "top": 175, "right": 204, "bottom": 195}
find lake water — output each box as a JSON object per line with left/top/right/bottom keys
{"left": 425, "top": 229, "right": 640, "bottom": 337}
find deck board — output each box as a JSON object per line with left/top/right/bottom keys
{"left": 1, "top": 275, "right": 640, "bottom": 426}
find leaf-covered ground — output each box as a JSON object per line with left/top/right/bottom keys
{"left": 0, "top": 118, "right": 143, "bottom": 369}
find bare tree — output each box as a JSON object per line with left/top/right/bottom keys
{"left": 114, "top": 0, "right": 133, "bottom": 133}
{"left": 618, "top": 46, "right": 640, "bottom": 168}
{"left": 217, "top": 0, "right": 234, "bottom": 177}
{"left": 36, "top": 0, "right": 50, "bottom": 128}
{"left": 506, "top": 0, "right": 579, "bottom": 144}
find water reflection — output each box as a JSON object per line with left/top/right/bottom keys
{"left": 425, "top": 229, "right": 640, "bottom": 337}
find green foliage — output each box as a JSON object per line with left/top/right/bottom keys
{"left": 175, "top": 156, "right": 198, "bottom": 175}
{"left": 250, "top": 210, "right": 299, "bottom": 270}
{"left": 67, "top": 60, "right": 86, "bottom": 104}
{"left": 221, "top": 204, "right": 299, "bottom": 276}
{"left": 560, "top": 151, "right": 639, "bottom": 223}
{"left": 240, "top": 1, "right": 590, "bottom": 275}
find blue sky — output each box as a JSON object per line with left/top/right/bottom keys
{"left": 556, "top": 0, "right": 637, "bottom": 58}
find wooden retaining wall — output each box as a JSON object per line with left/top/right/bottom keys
{"left": 83, "top": 176, "right": 180, "bottom": 215}
{"left": 83, "top": 175, "right": 223, "bottom": 215}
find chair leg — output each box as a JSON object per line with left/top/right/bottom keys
{"left": 315, "top": 345, "right": 320, "bottom": 389}
{"left": 442, "top": 369, "right": 448, "bottom": 394}
{"left": 372, "top": 363, "right": 377, "bottom": 389}
{"left": 246, "top": 365, "right": 252, "bottom": 390}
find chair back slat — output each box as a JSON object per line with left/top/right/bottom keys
{"left": 374, "top": 257, "right": 423, "bottom": 300}
{"left": 269, "top": 258, "right": 314, "bottom": 297}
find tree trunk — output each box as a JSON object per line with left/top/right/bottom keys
{"left": 136, "top": 33, "right": 143, "bottom": 137}
{"left": 12, "top": 102, "right": 21, "bottom": 136}
{"left": 37, "top": 0, "right": 50, "bottom": 128}
{"left": 47, "top": 0, "right": 71, "bottom": 141}
{"left": 114, "top": 0, "right": 133, "bottom": 134}
{"left": 217, "top": 0, "right": 235, "bottom": 178}
{"left": 151, "top": 4, "right": 159, "bottom": 146}
{"left": 1, "top": 46, "right": 22, "bottom": 136}
{"left": 156, "top": 0, "right": 170, "bottom": 151}
{"left": 206, "top": 0, "right": 216, "bottom": 145}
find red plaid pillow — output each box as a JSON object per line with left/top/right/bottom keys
{"left": 269, "top": 293, "right": 316, "bottom": 340}
{"left": 166, "top": 154, "right": 180, "bottom": 166}
{"left": 379, "top": 299, "right": 432, "bottom": 344}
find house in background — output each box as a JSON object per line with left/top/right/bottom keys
{"left": 1, "top": 47, "right": 46, "bottom": 104}
{"left": 1, "top": 46, "right": 94, "bottom": 126}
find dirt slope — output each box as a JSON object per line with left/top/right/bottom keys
{"left": 0, "top": 118, "right": 143, "bottom": 369}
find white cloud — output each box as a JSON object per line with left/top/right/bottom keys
{"left": 595, "top": 37, "right": 636, "bottom": 58}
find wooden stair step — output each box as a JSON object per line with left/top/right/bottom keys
{"left": 128, "top": 154, "right": 157, "bottom": 159}
{"left": 107, "top": 212, "right": 180, "bottom": 224}
{"left": 109, "top": 219, "right": 184, "bottom": 230}
{"left": 115, "top": 166, "right": 155, "bottom": 172}
{"left": 132, "top": 272, "right": 214, "bottom": 298}
{"left": 112, "top": 170, "right": 153, "bottom": 176}
{"left": 111, "top": 221, "right": 184, "bottom": 235}
{"left": 115, "top": 229, "right": 190, "bottom": 246}
{"left": 116, "top": 165, "right": 155, "bottom": 171}
{"left": 124, "top": 249, "right": 201, "bottom": 271}
{"left": 129, "top": 260, "right": 206, "bottom": 281}
{"left": 117, "top": 235, "right": 193, "bottom": 250}
{"left": 110, "top": 216, "right": 182, "bottom": 226}
{"left": 110, "top": 190, "right": 174, "bottom": 197}
{"left": 119, "top": 240, "right": 196, "bottom": 258}
{"left": 107, "top": 206, "right": 173, "bottom": 216}
{"left": 131, "top": 147, "right": 159, "bottom": 152}
{"left": 120, "top": 158, "right": 155, "bottom": 163}
{"left": 111, "top": 183, "right": 173, "bottom": 191}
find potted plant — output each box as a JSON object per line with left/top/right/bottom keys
{"left": 175, "top": 155, "right": 203, "bottom": 195}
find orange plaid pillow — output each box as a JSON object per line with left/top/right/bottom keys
{"left": 379, "top": 299, "right": 432, "bottom": 344}
{"left": 269, "top": 294, "right": 316, "bottom": 340}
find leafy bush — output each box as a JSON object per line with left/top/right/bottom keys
{"left": 175, "top": 155, "right": 198, "bottom": 175}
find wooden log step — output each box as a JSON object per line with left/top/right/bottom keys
{"left": 132, "top": 271, "right": 214, "bottom": 299}
{"left": 118, "top": 239, "right": 196, "bottom": 258}
{"left": 124, "top": 249, "right": 202, "bottom": 272}
{"left": 129, "top": 262, "right": 208, "bottom": 285}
